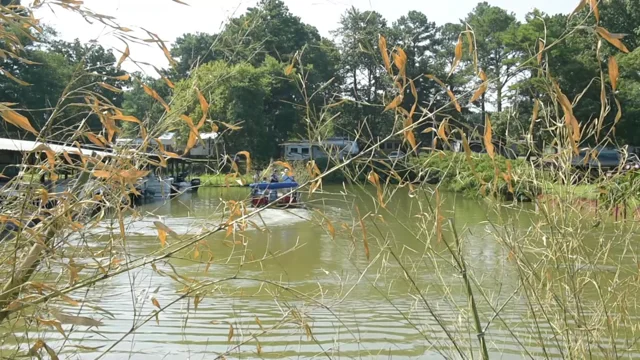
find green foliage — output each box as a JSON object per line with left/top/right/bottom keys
{"left": 0, "top": 30, "right": 124, "bottom": 138}
{"left": 413, "top": 152, "right": 540, "bottom": 200}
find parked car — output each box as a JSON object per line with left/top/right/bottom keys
{"left": 571, "top": 147, "right": 621, "bottom": 171}
{"left": 388, "top": 150, "right": 406, "bottom": 161}
{"left": 622, "top": 153, "right": 640, "bottom": 171}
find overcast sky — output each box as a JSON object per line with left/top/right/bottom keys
{"left": 34, "top": 0, "right": 575, "bottom": 73}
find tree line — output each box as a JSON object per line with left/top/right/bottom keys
{"left": 1, "top": 0, "right": 639, "bottom": 161}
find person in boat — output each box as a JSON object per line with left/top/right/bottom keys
{"left": 270, "top": 170, "right": 279, "bottom": 183}
{"left": 281, "top": 169, "right": 292, "bottom": 182}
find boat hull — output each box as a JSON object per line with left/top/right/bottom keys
{"left": 251, "top": 195, "right": 303, "bottom": 209}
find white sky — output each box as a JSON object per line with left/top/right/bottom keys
{"left": 33, "top": 0, "right": 575, "bottom": 73}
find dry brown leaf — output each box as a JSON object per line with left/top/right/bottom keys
{"left": 220, "top": 121, "right": 242, "bottom": 131}
{"left": 112, "top": 114, "right": 141, "bottom": 123}
{"left": 484, "top": 114, "right": 495, "bottom": 159}
{"left": 115, "top": 74, "right": 131, "bottom": 81}
{"left": 615, "top": 97, "right": 622, "bottom": 124}
{"left": 117, "top": 45, "right": 129, "bottom": 69}
{"left": 142, "top": 83, "right": 171, "bottom": 112}
{"left": 393, "top": 47, "right": 407, "bottom": 76}
{"left": 470, "top": 70, "right": 488, "bottom": 103}
{"left": 589, "top": 0, "right": 599, "bottom": 22}
{"left": 236, "top": 151, "right": 251, "bottom": 174}
{"left": 326, "top": 218, "right": 335, "bottom": 240}
{"left": 92, "top": 170, "right": 111, "bottom": 178}
{"left": 98, "top": 82, "right": 122, "bottom": 93}
{"left": 465, "top": 29, "right": 473, "bottom": 54}
{"left": 355, "top": 206, "right": 370, "bottom": 261}
{"left": 152, "top": 297, "right": 160, "bottom": 309}
{"left": 595, "top": 27, "right": 630, "bottom": 53}
{"left": 608, "top": 56, "right": 619, "bottom": 91}
{"left": 571, "top": 0, "right": 587, "bottom": 17}
{"left": 384, "top": 95, "right": 403, "bottom": 112}
{"left": 85, "top": 132, "right": 106, "bottom": 147}
{"left": 228, "top": 324, "right": 234, "bottom": 342}
{"left": 163, "top": 76, "right": 175, "bottom": 89}
{"left": 449, "top": 34, "right": 463, "bottom": 78}
{"left": 1, "top": 68, "right": 31, "bottom": 86}
{"left": 51, "top": 311, "right": 103, "bottom": 327}
{"left": 0, "top": 107, "right": 38, "bottom": 135}
{"left": 379, "top": 35, "right": 391, "bottom": 73}
{"left": 154, "top": 221, "right": 177, "bottom": 247}
{"left": 537, "top": 39, "right": 545, "bottom": 64}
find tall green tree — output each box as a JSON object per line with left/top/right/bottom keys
{"left": 465, "top": 2, "right": 522, "bottom": 114}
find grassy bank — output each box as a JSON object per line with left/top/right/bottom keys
{"left": 198, "top": 173, "right": 253, "bottom": 187}
{"left": 411, "top": 151, "right": 541, "bottom": 200}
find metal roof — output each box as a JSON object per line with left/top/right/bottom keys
{"left": 0, "top": 138, "right": 114, "bottom": 158}
{"left": 200, "top": 132, "right": 219, "bottom": 140}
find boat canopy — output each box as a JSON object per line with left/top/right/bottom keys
{"left": 250, "top": 182, "right": 299, "bottom": 190}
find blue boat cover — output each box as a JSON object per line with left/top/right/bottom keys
{"left": 249, "top": 181, "right": 299, "bottom": 190}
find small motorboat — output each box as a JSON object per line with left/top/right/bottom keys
{"left": 249, "top": 181, "right": 302, "bottom": 209}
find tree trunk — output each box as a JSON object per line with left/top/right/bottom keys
{"left": 496, "top": 83, "right": 503, "bottom": 113}
{"left": 481, "top": 92, "right": 486, "bottom": 122}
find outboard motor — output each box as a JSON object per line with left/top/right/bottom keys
{"left": 190, "top": 178, "right": 201, "bottom": 192}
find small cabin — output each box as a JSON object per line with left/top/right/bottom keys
{"left": 189, "top": 132, "right": 221, "bottom": 158}
{"left": 281, "top": 138, "right": 359, "bottom": 161}
{"left": 116, "top": 132, "right": 178, "bottom": 153}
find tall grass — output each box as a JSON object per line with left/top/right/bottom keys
{"left": 1, "top": 1, "right": 640, "bottom": 359}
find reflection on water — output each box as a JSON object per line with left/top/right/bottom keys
{"left": 4, "top": 185, "right": 640, "bottom": 359}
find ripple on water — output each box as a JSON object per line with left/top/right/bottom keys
{"left": 81, "top": 207, "right": 313, "bottom": 238}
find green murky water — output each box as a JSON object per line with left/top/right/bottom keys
{"left": 3, "top": 185, "right": 640, "bottom": 359}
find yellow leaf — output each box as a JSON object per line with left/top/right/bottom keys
{"left": 117, "top": 45, "right": 129, "bottom": 69}
{"left": 449, "top": 34, "right": 463, "bottom": 78}
{"left": 255, "top": 316, "right": 263, "bottom": 330}
{"left": 484, "top": 114, "right": 495, "bottom": 159}
{"left": 0, "top": 107, "right": 38, "bottom": 135}
{"left": 115, "top": 74, "right": 131, "bottom": 81}
{"left": 608, "top": 57, "right": 619, "bottom": 91}
{"left": 152, "top": 297, "right": 160, "bottom": 309}
{"left": 379, "top": 35, "right": 391, "bottom": 73}
{"left": 595, "top": 27, "right": 630, "bottom": 53}
{"left": 384, "top": 95, "right": 403, "bottom": 112}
